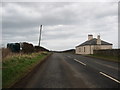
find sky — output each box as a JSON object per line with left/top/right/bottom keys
{"left": 1, "top": 0, "right": 119, "bottom": 51}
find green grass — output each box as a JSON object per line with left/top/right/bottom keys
{"left": 2, "top": 52, "right": 50, "bottom": 88}
{"left": 86, "top": 54, "right": 120, "bottom": 63}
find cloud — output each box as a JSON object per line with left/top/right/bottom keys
{"left": 2, "top": 0, "right": 120, "bottom": 2}
{"left": 2, "top": 2, "right": 118, "bottom": 50}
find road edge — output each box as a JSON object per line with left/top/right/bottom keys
{"left": 10, "top": 52, "right": 53, "bottom": 88}
{"left": 83, "top": 55, "right": 120, "bottom": 63}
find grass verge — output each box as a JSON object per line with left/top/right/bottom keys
{"left": 85, "top": 54, "right": 120, "bottom": 63}
{"left": 2, "top": 52, "right": 51, "bottom": 88}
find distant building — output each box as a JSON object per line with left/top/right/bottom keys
{"left": 75, "top": 34, "right": 113, "bottom": 54}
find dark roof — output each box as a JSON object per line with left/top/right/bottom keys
{"left": 76, "top": 38, "right": 112, "bottom": 47}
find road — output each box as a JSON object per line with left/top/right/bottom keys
{"left": 13, "top": 53, "right": 120, "bottom": 88}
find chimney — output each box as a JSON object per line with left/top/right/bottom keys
{"left": 97, "top": 35, "right": 101, "bottom": 45}
{"left": 88, "top": 34, "right": 93, "bottom": 40}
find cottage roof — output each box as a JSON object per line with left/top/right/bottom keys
{"left": 76, "top": 38, "right": 112, "bottom": 47}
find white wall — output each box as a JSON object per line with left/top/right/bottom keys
{"left": 75, "top": 45, "right": 112, "bottom": 55}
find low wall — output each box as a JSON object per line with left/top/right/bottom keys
{"left": 93, "top": 49, "right": 120, "bottom": 57}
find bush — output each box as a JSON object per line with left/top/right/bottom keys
{"left": 22, "top": 42, "right": 34, "bottom": 53}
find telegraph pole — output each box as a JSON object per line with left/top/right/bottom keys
{"left": 38, "top": 25, "right": 42, "bottom": 46}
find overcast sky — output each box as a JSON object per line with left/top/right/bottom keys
{"left": 1, "top": 0, "right": 118, "bottom": 51}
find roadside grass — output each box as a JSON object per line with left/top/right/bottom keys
{"left": 2, "top": 52, "right": 50, "bottom": 88}
{"left": 86, "top": 54, "right": 120, "bottom": 63}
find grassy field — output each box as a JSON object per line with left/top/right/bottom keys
{"left": 86, "top": 54, "right": 120, "bottom": 63}
{"left": 2, "top": 52, "right": 50, "bottom": 88}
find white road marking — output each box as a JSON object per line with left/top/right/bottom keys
{"left": 100, "top": 72, "right": 120, "bottom": 84}
{"left": 74, "top": 59, "right": 86, "bottom": 66}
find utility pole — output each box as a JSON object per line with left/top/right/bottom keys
{"left": 38, "top": 25, "right": 42, "bottom": 47}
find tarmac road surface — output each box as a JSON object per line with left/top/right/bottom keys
{"left": 13, "top": 53, "right": 120, "bottom": 88}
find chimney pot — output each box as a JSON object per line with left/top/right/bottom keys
{"left": 88, "top": 34, "right": 93, "bottom": 40}
{"left": 97, "top": 35, "right": 101, "bottom": 44}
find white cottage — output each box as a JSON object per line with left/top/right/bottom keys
{"left": 75, "top": 34, "right": 112, "bottom": 54}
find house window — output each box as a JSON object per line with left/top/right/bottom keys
{"left": 84, "top": 47, "right": 85, "bottom": 52}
